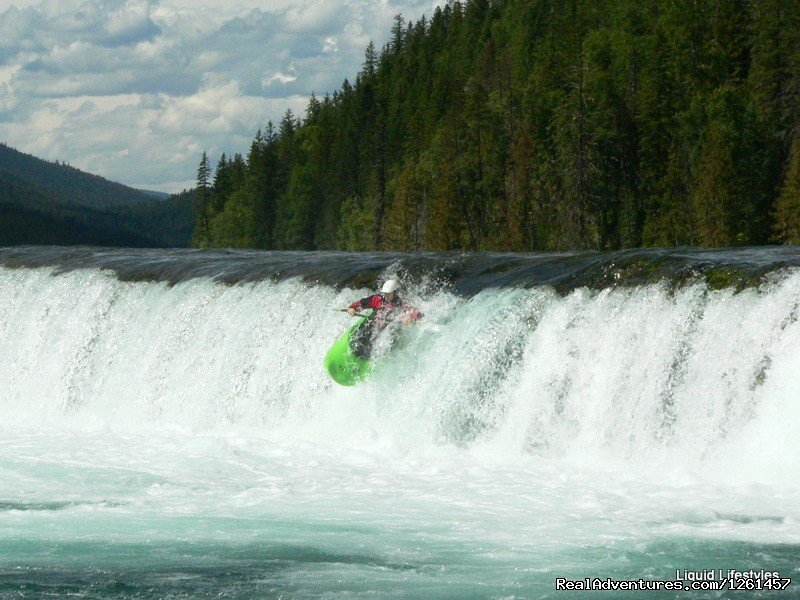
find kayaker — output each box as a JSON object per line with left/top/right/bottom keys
{"left": 346, "top": 279, "right": 421, "bottom": 358}
{"left": 347, "top": 278, "right": 421, "bottom": 327}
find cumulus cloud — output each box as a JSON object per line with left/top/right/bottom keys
{"left": 0, "top": 0, "right": 444, "bottom": 191}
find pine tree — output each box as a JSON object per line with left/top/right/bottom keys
{"left": 389, "top": 15, "right": 406, "bottom": 55}
{"left": 690, "top": 123, "right": 737, "bottom": 247}
{"left": 774, "top": 136, "right": 800, "bottom": 244}
{"left": 363, "top": 42, "right": 378, "bottom": 78}
{"left": 191, "top": 151, "right": 212, "bottom": 246}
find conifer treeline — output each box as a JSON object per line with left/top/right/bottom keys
{"left": 192, "top": 0, "right": 800, "bottom": 251}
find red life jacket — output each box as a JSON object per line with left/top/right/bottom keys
{"left": 349, "top": 294, "right": 421, "bottom": 329}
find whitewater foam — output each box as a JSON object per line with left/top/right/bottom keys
{"left": 0, "top": 264, "right": 798, "bottom": 483}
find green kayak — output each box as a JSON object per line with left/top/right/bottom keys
{"left": 324, "top": 315, "right": 373, "bottom": 386}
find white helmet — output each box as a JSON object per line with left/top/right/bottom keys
{"left": 381, "top": 278, "right": 400, "bottom": 294}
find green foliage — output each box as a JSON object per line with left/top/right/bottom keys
{"left": 774, "top": 136, "right": 800, "bottom": 244}
{"left": 209, "top": 189, "right": 259, "bottom": 248}
{"left": 336, "top": 196, "right": 376, "bottom": 251}
{"left": 193, "top": 0, "right": 800, "bottom": 251}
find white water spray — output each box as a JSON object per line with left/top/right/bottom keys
{"left": 1, "top": 266, "right": 799, "bottom": 483}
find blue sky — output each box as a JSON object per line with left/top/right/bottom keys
{"left": 0, "top": 0, "right": 443, "bottom": 192}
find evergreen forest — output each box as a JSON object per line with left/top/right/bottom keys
{"left": 192, "top": 0, "right": 800, "bottom": 252}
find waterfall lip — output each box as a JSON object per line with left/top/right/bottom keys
{"left": 1, "top": 245, "right": 799, "bottom": 295}
{"left": 1, "top": 250, "right": 800, "bottom": 480}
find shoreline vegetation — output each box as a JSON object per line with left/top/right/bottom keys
{"left": 194, "top": 0, "right": 800, "bottom": 253}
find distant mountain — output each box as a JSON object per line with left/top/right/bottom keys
{"left": 137, "top": 189, "right": 172, "bottom": 200}
{"left": 0, "top": 172, "right": 156, "bottom": 246}
{"left": 0, "top": 143, "right": 194, "bottom": 247}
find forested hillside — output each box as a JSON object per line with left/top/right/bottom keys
{"left": 0, "top": 173, "right": 155, "bottom": 247}
{"left": 193, "top": 0, "right": 800, "bottom": 251}
{"left": 0, "top": 144, "right": 194, "bottom": 247}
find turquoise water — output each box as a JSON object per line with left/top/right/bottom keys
{"left": 1, "top": 255, "right": 800, "bottom": 598}
{"left": 1, "top": 428, "right": 798, "bottom": 599}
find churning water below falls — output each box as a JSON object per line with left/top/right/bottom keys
{"left": 0, "top": 247, "right": 799, "bottom": 599}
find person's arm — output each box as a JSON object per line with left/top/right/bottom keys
{"left": 347, "top": 295, "right": 376, "bottom": 316}
{"left": 402, "top": 305, "right": 422, "bottom": 324}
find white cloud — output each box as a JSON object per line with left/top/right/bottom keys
{"left": 263, "top": 65, "right": 298, "bottom": 87}
{"left": 0, "top": 0, "right": 445, "bottom": 192}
